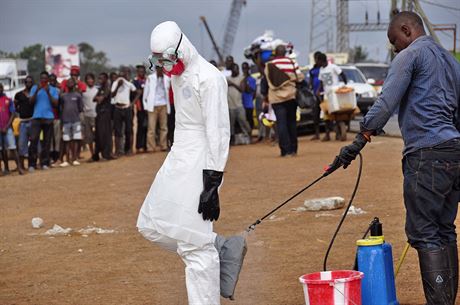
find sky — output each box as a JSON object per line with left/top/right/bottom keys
{"left": 1, "top": 0, "right": 459, "bottom": 67}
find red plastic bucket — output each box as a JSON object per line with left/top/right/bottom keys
{"left": 299, "top": 270, "right": 364, "bottom": 305}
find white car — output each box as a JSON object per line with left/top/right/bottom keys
{"left": 339, "top": 65, "right": 378, "bottom": 115}
{"left": 355, "top": 63, "right": 389, "bottom": 94}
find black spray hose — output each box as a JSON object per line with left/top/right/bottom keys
{"left": 246, "top": 174, "right": 327, "bottom": 232}
{"left": 246, "top": 152, "right": 353, "bottom": 232}
{"left": 323, "top": 153, "right": 363, "bottom": 271}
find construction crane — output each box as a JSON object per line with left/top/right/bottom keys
{"left": 221, "top": 0, "right": 247, "bottom": 58}
{"left": 200, "top": 16, "right": 224, "bottom": 65}
{"left": 200, "top": 0, "right": 246, "bottom": 65}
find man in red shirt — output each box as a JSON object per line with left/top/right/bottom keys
{"left": 61, "top": 66, "right": 87, "bottom": 93}
{"left": 0, "top": 84, "right": 23, "bottom": 175}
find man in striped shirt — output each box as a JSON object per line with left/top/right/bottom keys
{"left": 331, "top": 12, "right": 460, "bottom": 304}
{"left": 264, "top": 45, "right": 304, "bottom": 157}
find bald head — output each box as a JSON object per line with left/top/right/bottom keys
{"left": 390, "top": 11, "right": 424, "bottom": 30}
{"left": 275, "top": 45, "right": 286, "bottom": 57}
{"left": 388, "top": 11, "right": 426, "bottom": 53}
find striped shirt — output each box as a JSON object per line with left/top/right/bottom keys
{"left": 265, "top": 56, "right": 304, "bottom": 103}
{"left": 361, "top": 35, "right": 460, "bottom": 155}
{"left": 270, "top": 56, "right": 301, "bottom": 79}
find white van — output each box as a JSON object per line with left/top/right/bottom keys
{"left": 0, "top": 59, "right": 28, "bottom": 99}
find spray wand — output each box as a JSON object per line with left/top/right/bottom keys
{"left": 245, "top": 154, "right": 347, "bottom": 232}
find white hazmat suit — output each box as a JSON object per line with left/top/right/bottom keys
{"left": 137, "top": 21, "right": 230, "bottom": 305}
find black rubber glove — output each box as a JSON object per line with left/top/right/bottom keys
{"left": 336, "top": 133, "right": 368, "bottom": 169}
{"left": 198, "top": 170, "right": 223, "bottom": 221}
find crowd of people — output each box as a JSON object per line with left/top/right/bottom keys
{"left": 0, "top": 64, "right": 178, "bottom": 175}
{"left": 0, "top": 46, "right": 355, "bottom": 176}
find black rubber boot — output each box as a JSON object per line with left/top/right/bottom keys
{"left": 446, "top": 242, "right": 458, "bottom": 301}
{"left": 417, "top": 247, "right": 455, "bottom": 305}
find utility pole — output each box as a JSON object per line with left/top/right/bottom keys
{"left": 310, "top": 0, "right": 334, "bottom": 53}
{"left": 336, "top": 0, "right": 349, "bottom": 52}
{"left": 336, "top": 0, "right": 391, "bottom": 54}
{"left": 412, "top": 0, "right": 441, "bottom": 44}
{"left": 432, "top": 24, "right": 457, "bottom": 53}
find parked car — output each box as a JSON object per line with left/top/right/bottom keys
{"left": 355, "top": 63, "right": 389, "bottom": 94}
{"left": 339, "top": 65, "right": 378, "bottom": 115}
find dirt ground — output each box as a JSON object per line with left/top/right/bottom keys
{"left": 1, "top": 134, "right": 459, "bottom": 305}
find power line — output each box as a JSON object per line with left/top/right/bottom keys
{"left": 420, "top": 1, "right": 460, "bottom": 20}
{"left": 438, "top": 30, "right": 460, "bottom": 42}
{"left": 419, "top": 0, "right": 460, "bottom": 12}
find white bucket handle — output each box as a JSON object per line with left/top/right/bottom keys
{"left": 332, "top": 285, "right": 360, "bottom": 305}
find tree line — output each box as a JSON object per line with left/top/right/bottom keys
{"left": 0, "top": 43, "right": 117, "bottom": 81}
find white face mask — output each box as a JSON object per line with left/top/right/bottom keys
{"left": 162, "top": 62, "right": 174, "bottom": 72}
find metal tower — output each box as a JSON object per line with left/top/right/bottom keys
{"left": 335, "top": 0, "right": 440, "bottom": 55}
{"left": 336, "top": 0, "right": 395, "bottom": 53}
{"left": 310, "top": 0, "right": 334, "bottom": 53}
{"left": 336, "top": 0, "right": 350, "bottom": 53}
{"left": 221, "top": 0, "right": 246, "bottom": 58}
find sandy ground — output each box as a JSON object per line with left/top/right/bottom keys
{"left": 1, "top": 135, "right": 459, "bottom": 305}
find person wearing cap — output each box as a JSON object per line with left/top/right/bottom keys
{"left": 61, "top": 66, "right": 87, "bottom": 94}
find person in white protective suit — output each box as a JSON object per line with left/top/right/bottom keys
{"left": 137, "top": 21, "right": 247, "bottom": 305}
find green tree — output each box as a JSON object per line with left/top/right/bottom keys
{"left": 2, "top": 43, "right": 114, "bottom": 80}
{"left": 18, "top": 44, "right": 45, "bottom": 81}
{"left": 349, "top": 45, "right": 368, "bottom": 63}
{"left": 0, "top": 50, "right": 18, "bottom": 59}
{"left": 78, "top": 42, "right": 112, "bottom": 77}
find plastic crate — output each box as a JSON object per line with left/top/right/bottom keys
{"left": 326, "top": 86, "right": 357, "bottom": 113}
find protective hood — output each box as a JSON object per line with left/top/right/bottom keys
{"left": 150, "top": 21, "right": 199, "bottom": 70}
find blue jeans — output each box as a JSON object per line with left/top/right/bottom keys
{"left": 403, "top": 138, "right": 460, "bottom": 249}
{"left": 272, "top": 100, "right": 298, "bottom": 156}
{"left": 18, "top": 121, "right": 32, "bottom": 157}
{"left": 0, "top": 128, "right": 16, "bottom": 150}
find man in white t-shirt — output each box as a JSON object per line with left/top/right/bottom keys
{"left": 82, "top": 73, "right": 98, "bottom": 159}
{"left": 318, "top": 58, "right": 346, "bottom": 93}
{"left": 221, "top": 55, "right": 234, "bottom": 78}
{"left": 317, "top": 53, "right": 348, "bottom": 141}
{"left": 111, "top": 67, "right": 138, "bottom": 156}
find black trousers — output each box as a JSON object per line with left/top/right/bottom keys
{"left": 272, "top": 100, "right": 298, "bottom": 156}
{"left": 95, "top": 110, "right": 113, "bottom": 159}
{"left": 312, "top": 96, "right": 321, "bottom": 135}
{"left": 136, "top": 110, "right": 148, "bottom": 150}
{"left": 245, "top": 107, "right": 254, "bottom": 130}
{"left": 403, "top": 138, "right": 460, "bottom": 249}
{"left": 113, "top": 107, "right": 133, "bottom": 154}
{"left": 29, "top": 119, "right": 53, "bottom": 168}
{"left": 167, "top": 104, "right": 175, "bottom": 148}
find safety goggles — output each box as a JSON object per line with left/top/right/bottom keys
{"left": 148, "top": 33, "right": 183, "bottom": 70}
